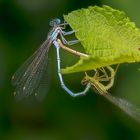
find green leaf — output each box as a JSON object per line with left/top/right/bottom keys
{"left": 61, "top": 5, "right": 140, "bottom": 74}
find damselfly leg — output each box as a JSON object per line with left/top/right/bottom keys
{"left": 59, "top": 30, "right": 79, "bottom": 45}
{"left": 58, "top": 21, "right": 68, "bottom": 29}
{"left": 58, "top": 22, "right": 80, "bottom": 45}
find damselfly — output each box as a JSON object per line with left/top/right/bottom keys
{"left": 58, "top": 40, "right": 140, "bottom": 123}
{"left": 12, "top": 18, "right": 140, "bottom": 123}
{"left": 12, "top": 18, "right": 91, "bottom": 100}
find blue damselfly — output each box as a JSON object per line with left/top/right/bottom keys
{"left": 12, "top": 18, "right": 91, "bottom": 100}
{"left": 12, "top": 18, "right": 140, "bottom": 123}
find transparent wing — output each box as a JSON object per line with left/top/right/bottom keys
{"left": 103, "top": 93, "right": 140, "bottom": 123}
{"left": 12, "top": 39, "right": 52, "bottom": 100}
{"left": 33, "top": 56, "right": 52, "bottom": 101}
{"left": 12, "top": 47, "right": 40, "bottom": 86}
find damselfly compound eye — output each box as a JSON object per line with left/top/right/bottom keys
{"left": 49, "top": 18, "right": 61, "bottom": 26}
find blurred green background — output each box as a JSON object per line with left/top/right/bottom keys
{"left": 0, "top": 0, "right": 140, "bottom": 140}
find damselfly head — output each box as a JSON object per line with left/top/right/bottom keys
{"left": 49, "top": 18, "right": 61, "bottom": 26}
